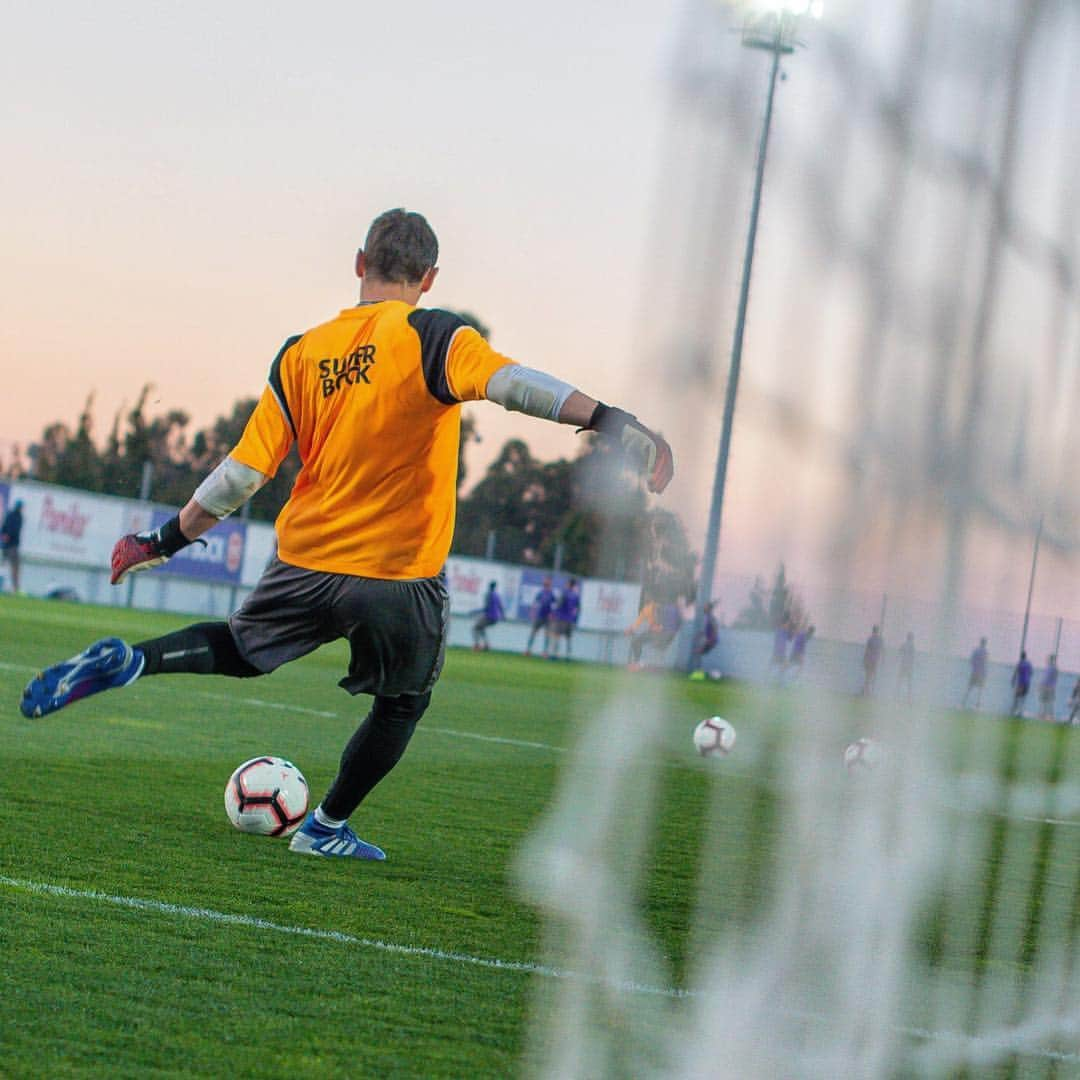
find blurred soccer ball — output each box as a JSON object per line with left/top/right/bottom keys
{"left": 843, "top": 737, "right": 882, "bottom": 773}
{"left": 224, "top": 756, "right": 309, "bottom": 836}
{"left": 693, "top": 716, "right": 736, "bottom": 758}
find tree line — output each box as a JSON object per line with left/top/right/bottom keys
{"left": 1, "top": 388, "right": 696, "bottom": 594}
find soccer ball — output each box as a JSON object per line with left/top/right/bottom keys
{"left": 843, "top": 737, "right": 882, "bottom": 773}
{"left": 224, "top": 756, "right": 309, "bottom": 836}
{"left": 693, "top": 716, "right": 737, "bottom": 758}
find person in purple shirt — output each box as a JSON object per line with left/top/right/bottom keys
{"left": 768, "top": 619, "right": 792, "bottom": 681}
{"left": 472, "top": 581, "right": 505, "bottom": 652}
{"left": 549, "top": 578, "right": 581, "bottom": 660}
{"left": 962, "top": 637, "right": 989, "bottom": 709}
{"left": 785, "top": 624, "right": 815, "bottom": 682}
{"left": 1011, "top": 650, "right": 1033, "bottom": 716}
{"left": 693, "top": 601, "right": 719, "bottom": 667}
{"left": 1038, "top": 654, "right": 1059, "bottom": 721}
{"left": 525, "top": 576, "right": 556, "bottom": 657}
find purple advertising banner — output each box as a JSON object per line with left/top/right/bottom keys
{"left": 151, "top": 510, "right": 246, "bottom": 584}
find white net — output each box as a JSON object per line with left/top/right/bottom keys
{"left": 519, "top": 0, "right": 1080, "bottom": 1075}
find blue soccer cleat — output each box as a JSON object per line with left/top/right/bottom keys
{"left": 288, "top": 812, "right": 386, "bottom": 860}
{"left": 20, "top": 637, "right": 145, "bottom": 718}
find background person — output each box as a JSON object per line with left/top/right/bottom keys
{"left": 785, "top": 624, "right": 815, "bottom": 683}
{"left": 525, "top": 576, "right": 555, "bottom": 657}
{"left": 962, "top": 637, "right": 989, "bottom": 709}
{"left": 1038, "top": 654, "right": 1059, "bottom": 720}
{"left": 861, "top": 625, "right": 884, "bottom": 696}
{"left": 625, "top": 591, "right": 681, "bottom": 670}
{"left": 626, "top": 593, "right": 660, "bottom": 671}
{"left": 1, "top": 498, "right": 24, "bottom": 593}
{"left": 1011, "top": 651, "right": 1033, "bottom": 717}
{"left": 693, "top": 600, "right": 719, "bottom": 669}
{"left": 768, "top": 619, "right": 792, "bottom": 681}
{"left": 549, "top": 578, "right": 581, "bottom": 661}
{"left": 1068, "top": 679, "right": 1080, "bottom": 725}
{"left": 472, "top": 580, "right": 504, "bottom": 652}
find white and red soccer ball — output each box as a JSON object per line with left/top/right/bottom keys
{"left": 843, "top": 737, "right": 882, "bottom": 773}
{"left": 693, "top": 716, "right": 737, "bottom": 758}
{"left": 224, "top": 756, "right": 309, "bottom": 836}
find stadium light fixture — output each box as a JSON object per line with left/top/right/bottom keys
{"left": 686, "top": 0, "right": 821, "bottom": 669}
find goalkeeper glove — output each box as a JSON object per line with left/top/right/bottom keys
{"left": 586, "top": 404, "right": 674, "bottom": 494}
{"left": 110, "top": 515, "right": 196, "bottom": 585}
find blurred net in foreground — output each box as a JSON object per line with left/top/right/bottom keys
{"left": 520, "top": 0, "right": 1080, "bottom": 1075}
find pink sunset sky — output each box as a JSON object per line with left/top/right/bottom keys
{"left": 3, "top": 1, "right": 1078, "bottom": 635}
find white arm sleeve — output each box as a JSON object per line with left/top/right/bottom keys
{"left": 192, "top": 456, "right": 269, "bottom": 520}
{"left": 485, "top": 364, "right": 577, "bottom": 421}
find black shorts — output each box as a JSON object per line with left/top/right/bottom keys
{"left": 229, "top": 557, "right": 448, "bottom": 697}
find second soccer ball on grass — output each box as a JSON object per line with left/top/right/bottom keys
{"left": 693, "top": 716, "right": 737, "bottom": 758}
{"left": 843, "top": 737, "right": 882, "bottom": 773}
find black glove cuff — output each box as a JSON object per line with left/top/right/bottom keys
{"left": 587, "top": 402, "right": 612, "bottom": 431}
{"left": 156, "top": 515, "right": 192, "bottom": 557}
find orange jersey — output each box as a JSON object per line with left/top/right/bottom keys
{"left": 231, "top": 301, "right": 512, "bottom": 579}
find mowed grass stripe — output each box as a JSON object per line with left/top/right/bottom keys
{"left": 0, "top": 874, "right": 688, "bottom": 999}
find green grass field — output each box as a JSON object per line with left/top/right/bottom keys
{"left": 4, "top": 594, "right": 1080, "bottom": 1077}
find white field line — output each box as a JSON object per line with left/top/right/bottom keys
{"left": 3, "top": 874, "right": 1079, "bottom": 1068}
{"left": 0, "top": 874, "right": 681, "bottom": 998}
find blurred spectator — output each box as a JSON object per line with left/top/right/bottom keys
{"left": 693, "top": 601, "right": 719, "bottom": 669}
{"left": 1011, "top": 651, "right": 1033, "bottom": 717}
{"left": 1068, "top": 680, "right": 1080, "bottom": 726}
{"left": 549, "top": 578, "right": 581, "bottom": 660}
{"left": 626, "top": 592, "right": 681, "bottom": 670}
{"left": 1, "top": 499, "right": 23, "bottom": 593}
{"left": 768, "top": 619, "right": 792, "bottom": 681}
{"left": 962, "top": 637, "right": 989, "bottom": 709}
{"left": 1038, "top": 654, "right": 1059, "bottom": 721}
{"left": 785, "top": 624, "right": 815, "bottom": 682}
{"left": 861, "top": 625, "right": 884, "bottom": 696}
{"left": 472, "top": 581, "right": 504, "bottom": 652}
{"left": 524, "top": 576, "right": 555, "bottom": 658}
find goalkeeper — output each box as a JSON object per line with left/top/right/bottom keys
{"left": 20, "top": 208, "right": 674, "bottom": 861}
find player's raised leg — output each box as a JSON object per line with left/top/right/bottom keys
{"left": 20, "top": 621, "right": 260, "bottom": 718}
{"left": 20, "top": 638, "right": 144, "bottom": 718}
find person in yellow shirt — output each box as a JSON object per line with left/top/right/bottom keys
{"left": 21, "top": 208, "right": 674, "bottom": 861}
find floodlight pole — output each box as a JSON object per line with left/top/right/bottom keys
{"left": 686, "top": 12, "right": 794, "bottom": 669}
{"left": 1018, "top": 514, "right": 1043, "bottom": 659}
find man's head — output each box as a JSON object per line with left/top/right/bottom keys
{"left": 356, "top": 209, "right": 439, "bottom": 299}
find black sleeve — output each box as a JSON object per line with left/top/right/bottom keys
{"left": 407, "top": 309, "right": 469, "bottom": 406}
{"left": 268, "top": 334, "right": 303, "bottom": 439}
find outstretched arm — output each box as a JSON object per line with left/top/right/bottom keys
{"left": 485, "top": 366, "right": 674, "bottom": 494}
{"left": 110, "top": 456, "right": 270, "bottom": 585}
